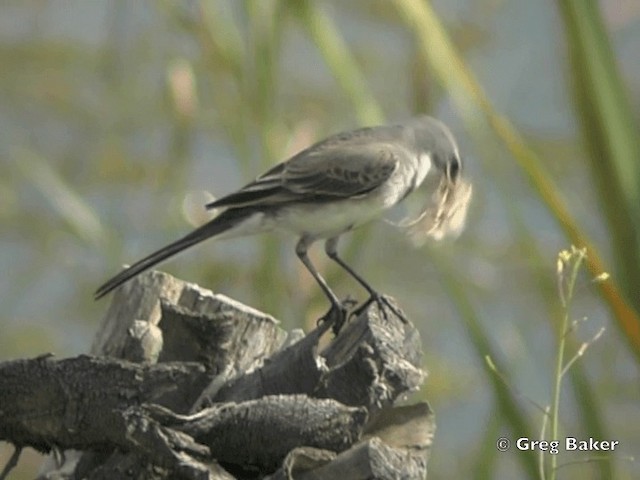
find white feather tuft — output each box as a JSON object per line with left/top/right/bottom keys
{"left": 400, "top": 176, "right": 472, "bottom": 246}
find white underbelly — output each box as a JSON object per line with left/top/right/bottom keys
{"left": 274, "top": 197, "right": 385, "bottom": 239}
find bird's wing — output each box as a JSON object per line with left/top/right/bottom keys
{"left": 283, "top": 143, "right": 401, "bottom": 196}
{"left": 207, "top": 141, "right": 408, "bottom": 210}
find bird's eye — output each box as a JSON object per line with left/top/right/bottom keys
{"left": 447, "top": 156, "right": 460, "bottom": 181}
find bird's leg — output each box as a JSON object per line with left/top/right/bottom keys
{"left": 324, "top": 237, "right": 407, "bottom": 323}
{"left": 0, "top": 446, "right": 22, "bottom": 480}
{"left": 296, "top": 237, "right": 349, "bottom": 334}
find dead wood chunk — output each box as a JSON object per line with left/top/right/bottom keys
{"left": 208, "top": 300, "right": 425, "bottom": 410}
{"left": 266, "top": 402, "right": 434, "bottom": 480}
{"left": 123, "top": 320, "right": 164, "bottom": 363}
{"left": 0, "top": 355, "right": 206, "bottom": 453}
{"left": 27, "top": 272, "right": 432, "bottom": 479}
{"left": 181, "top": 395, "right": 367, "bottom": 472}
{"left": 158, "top": 286, "right": 286, "bottom": 374}
{"left": 317, "top": 302, "right": 425, "bottom": 409}
{"left": 291, "top": 437, "right": 427, "bottom": 480}
{"left": 91, "top": 271, "right": 185, "bottom": 358}
{"left": 204, "top": 322, "right": 328, "bottom": 405}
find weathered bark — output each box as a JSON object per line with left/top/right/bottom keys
{"left": 0, "top": 271, "right": 434, "bottom": 479}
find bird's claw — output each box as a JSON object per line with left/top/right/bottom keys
{"left": 351, "top": 293, "right": 408, "bottom": 323}
{"left": 317, "top": 297, "right": 358, "bottom": 335}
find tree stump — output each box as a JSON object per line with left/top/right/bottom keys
{"left": 0, "top": 271, "right": 434, "bottom": 479}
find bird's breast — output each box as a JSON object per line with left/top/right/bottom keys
{"left": 381, "top": 152, "right": 431, "bottom": 205}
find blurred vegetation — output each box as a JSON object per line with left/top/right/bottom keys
{"left": 1, "top": 1, "right": 639, "bottom": 479}
{"left": 559, "top": 0, "right": 640, "bottom": 326}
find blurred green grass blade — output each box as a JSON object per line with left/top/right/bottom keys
{"left": 160, "top": 0, "right": 253, "bottom": 174}
{"left": 199, "top": 1, "right": 246, "bottom": 78}
{"left": 558, "top": 0, "right": 640, "bottom": 307}
{"left": 566, "top": 343, "right": 614, "bottom": 479}
{"left": 13, "top": 148, "right": 105, "bottom": 246}
{"left": 559, "top": 0, "right": 640, "bottom": 220}
{"left": 473, "top": 412, "right": 501, "bottom": 480}
{"left": 430, "top": 252, "right": 538, "bottom": 478}
{"left": 291, "top": 0, "right": 384, "bottom": 125}
{"left": 393, "top": 0, "right": 640, "bottom": 362}
{"left": 160, "top": 0, "right": 245, "bottom": 78}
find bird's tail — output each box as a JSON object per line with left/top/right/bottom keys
{"left": 94, "top": 208, "right": 253, "bottom": 299}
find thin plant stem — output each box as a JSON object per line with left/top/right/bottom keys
{"left": 538, "top": 405, "right": 551, "bottom": 480}
{"left": 560, "top": 327, "right": 605, "bottom": 377}
{"left": 549, "top": 248, "right": 586, "bottom": 480}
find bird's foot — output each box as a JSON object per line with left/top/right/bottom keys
{"left": 317, "top": 296, "right": 358, "bottom": 335}
{"left": 351, "top": 292, "right": 408, "bottom": 323}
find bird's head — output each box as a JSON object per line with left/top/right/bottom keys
{"left": 402, "top": 115, "right": 472, "bottom": 243}
{"left": 409, "top": 115, "right": 462, "bottom": 184}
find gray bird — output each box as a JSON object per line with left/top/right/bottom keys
{"left": 95, "top": 115, "right": 471, "bottom": 330}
